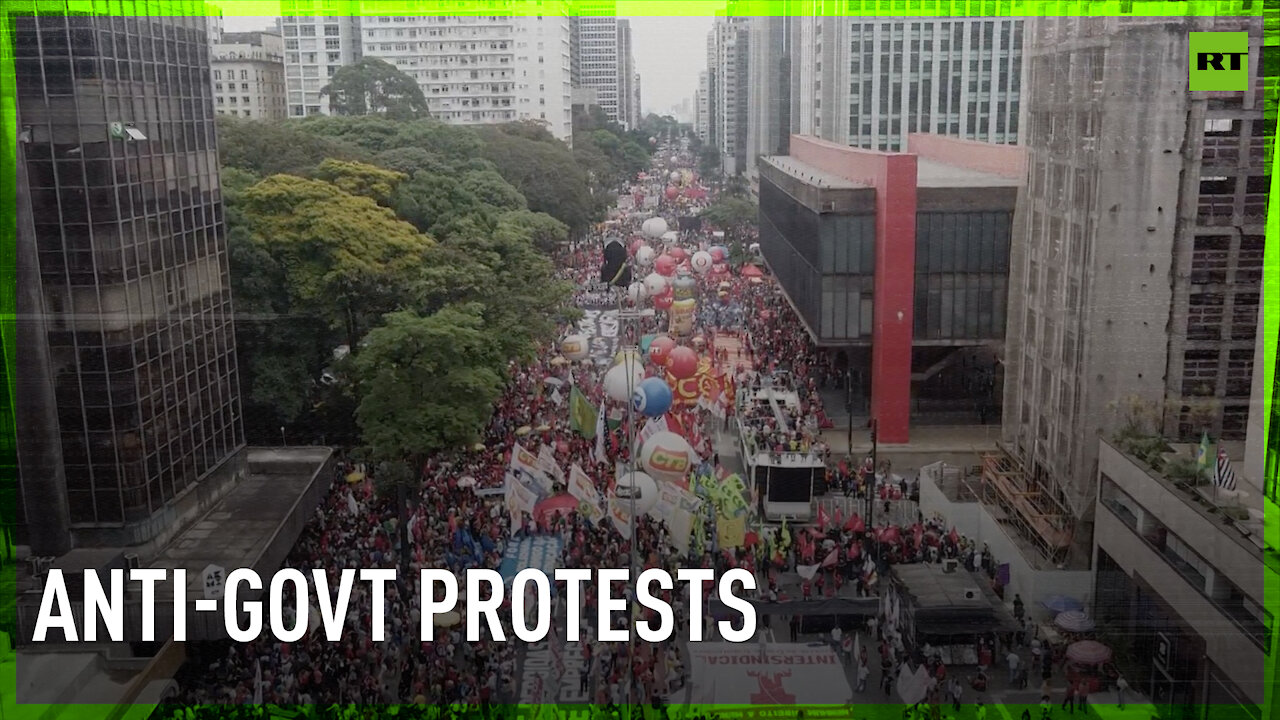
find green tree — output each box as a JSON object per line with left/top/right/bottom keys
{"left": 497, "top": 209, "right": 569, "bottom": 253}
{"left": 216, "top": 116, "right": 370, "bottom": 177}
{"left": 477, "top": 127, "right": 597, "bottom": 234}
{"left": 314, "top": 159, "right": 408, "bottom": 205}
{"left": 321, "top": 58, "right": 430, "bottom": 120}
{"left": 700, "top": 195, "right": 757, "bottom": 245}
{"left": 392, "top": 170, "right": 491, "bottom": 238}
{"left": 354, "top": 305, "right": 506, "bottom": 573}
{"left": 461, "top": 168, "right": 527, "bottom": 212}
{"left": 239, "top": 174, "right": 436, "bottom": 350}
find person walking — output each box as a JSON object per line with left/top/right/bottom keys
{"left": 949, "top": 678, "right": 963, "bottom": 711}
{"left": 790, "top": 615, "right": 800, "bottom": 642}
{"left": 857, "top": 658, "right": 870, "bottom": 693}
{"left": 1077, "top": 682, "right": 1089, "bottom": 712}
{"left": 1116, "top": 675, "right": 1129, "bottom": 710}
{"left": 1061, "top": 680, "right": 1077, "bottom": 715}
{"left": 1007, "top": 650, "right": 1021, "bottom": 686}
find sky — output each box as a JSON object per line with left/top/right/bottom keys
{"left": 222, "top": 13, "right": 714, "bottom": 119}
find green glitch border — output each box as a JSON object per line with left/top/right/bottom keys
{"left": 0, "top": 0, "right": 1276, "bottom": 718}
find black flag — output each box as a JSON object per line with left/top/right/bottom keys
{"left": 600, "top": 237, "right": 631, "bottom": 287}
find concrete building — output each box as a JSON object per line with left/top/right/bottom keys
{"left": 633, "top": 72, "right": 642, "bottom": 126}
{"left": 709, "top": 17, "right": 749, "bottom": 175}
{"left": 756, "top": 134, "right": 1024, "bottom": 444}
{"left": 616, "top": 18, "right": 635, "bottom": 129}
{"left": 745, "top": 16, "right": 794, "bottom": 184}
{"left": 211, "top": 31, "right": 287, "bottom": 120}
{"left": 574, "top": 6, "right": 621, "bottom": 125}
{"left": 1000, "top": 17, "right": 1266, "bottom": 528}
{"left": 789, "top": 16, "right": 1024, "bottom": 152}
{"left": 694, "top": 71, "right": 711, "bottom": 144}
{"left": 279, "top": 15, "right": 361, "bottom": 117}
{"left": 1093, "top": 437, "right": 1270, "bottom": 717}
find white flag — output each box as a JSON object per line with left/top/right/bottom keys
{"left": 593, "top": 399, "right": 607, "bottom": 463}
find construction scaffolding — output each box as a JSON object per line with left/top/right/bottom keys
{"left": 979, "top": 451, "right": 1075, "bottom": 565}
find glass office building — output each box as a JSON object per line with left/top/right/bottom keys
{"left": 14, "top": 11, "right": 243, "bottom": 538}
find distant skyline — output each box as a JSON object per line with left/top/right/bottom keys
{"left": 220, "top": 12, "right": 713, "bottom": 118}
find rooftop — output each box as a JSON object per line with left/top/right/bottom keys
{"left": 761, "top": 156, "right": 868, "bottom": 190}
{"left": 916, "top": 158, "right": 1022, "bottom": 189}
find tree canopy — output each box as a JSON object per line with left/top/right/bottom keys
{"left": 321, "top": 57, "right": 430, "bottom": 120}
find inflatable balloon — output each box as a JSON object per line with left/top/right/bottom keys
{"left": 749, "top": 242, "right": 761, "bottom": 256}
{"left": 653, "top": 293, "right": 674, "bottom": 311}
{"left": 665, "top": 186, "right": 679, "bottom": 200}
{"left": 603, "top": 361, "right": 643, "bottom": 402}
{"left": 643, "top": 272, "right": 668, "bottom": 297}
{"left": 635, "top": 245, "right": 655, "bottom": 267}
{"left": 627, "top": 281, "right": 648, "bottom": 304}
{"left": 670, "top": 171, "right": 681, "bottom": 182}
{"left": 613, "top": 348, "right": 643, "bottom": 368}
{"left": 667, "top": 346, "right": 698, "bottom": 379}
{"left": 642, "top": 217, "right": 669, "bottom": 239}
{"left": 640, "top": 431, "right": 694, "bottom": 484}
{"left": 709, "top": 246, "right": 726, "bottom": 263}
{"left": 615, "top": 470, "right": 659, "bottom": 516}
{"left": 668, "top": 247, "right": 687, "bottom": 262}
{"left": 629, "top": 238, "right": 644, "bottom": 256}
{"left": 561, "top": 334, "right": 589, "bottom": 361}
{"left": 648, "top": 335, "right": 676, "bottom": 366}
{"left": 654, "top": 254, "right": 677, "bottom": 277}
{"left": 690, "top": 251, "right": 713, "bottom": 274}
{"left": 632, "top": 376, "right": 673, "bottom": 418}
{"left": 671, "top": 274, "right": 697, "bottom": 300}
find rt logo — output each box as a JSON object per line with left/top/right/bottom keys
{"left": 1189, "top": 32, "right": 1249, "bottom": 91}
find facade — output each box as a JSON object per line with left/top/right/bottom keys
{"left": 278, "top": 14, "right": 361, "bottom": 117}
{"left": 632, "top": 72, "right": 642, "bottom": 127}
{"left": 745, "top": 16, "right": 793, "bottom": 182}
{"left": 574, "top": 8, "right": 621, "bottom": 125}
{"left": 210, "top": 31, "right": 287, "bottom": 120}
{"left": 513, "top": 15, "right": 574, "bottom": 141}
{"left": 13, "top": 12, "right": 244, "bottom": 551}
{"left": 1094, "top": 438, "right": 1271, "bottom": 719}
{"left": 789, "top": 16, "right": 1023, "bottom": 152}
{"left": 616, "top": 19, "right": 634, "bottom": 129}
{"left": 757, "top": 134, "right": 1023, "bottom": 443}
{"left": 1000, "top": 17, "right": 1266, "bottom": 523}
{"left": 694, "top": 71, "right": 711, "bottom": 144}
{"left": 709, "top": 17, "right": 749, "bottom": 175}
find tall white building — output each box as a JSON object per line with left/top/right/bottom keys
{"left": 358, "top": 16, "right": 572, "bottom": 141}
{"left": 694, "top": 70, "right": 711, "bottom": 143}
{"left": 791, "top": 17, "right": 1024, "bottom": 151}
{"left": 575, "top": 8, "right": 621, "bottom": 124}
{"left": 616, "top": 19, "right": 635, "bottom": 129}
{"left": 709, "top": 17, "right": 749, "bottom": 174}
{"left": 211, "top": 31, "right": 288, "bottom": 120}
{"left": 279, "top": 15, "right": 361, "bottom": 117}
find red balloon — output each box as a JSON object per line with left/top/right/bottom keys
{"left": 665, "top": 186, "right": 679, "bottom": 199}
{"left": 668, "top": 247, "right": 688, "bottom": 262}
{"left": 653, "top": 294, "right": 674, "bottom": 310}
{"left": 709, "top": 247, "right": 726, "bottom": 262}
{"left": 629, "top": 239, "right": 643, "bottom": 256}
{"left": 667, "top": 346, "right": 698, "bottom": 379}
{"left": 649, "top": 335, "right": 676, "bottom": 366}
{"left": 655, "top": 254, "right": 677, "bottom": 277}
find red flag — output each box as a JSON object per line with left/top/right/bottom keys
{"left": 821, "top": 548, "right": 839, "bottom": 569}
{"left": 844, "top": 512, "right": 859, "bottom": 532}
{"left": 833, "top": 504, "right": 844, "bottom": 529}
{"left": 817, "top": 504, "right": 829, "bottom": 531}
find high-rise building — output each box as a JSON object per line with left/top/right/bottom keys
{"left": 211, "top": 31, "right": 288, "bottom": 120}
{"left": 279, "top": 15, "right": 361, "bottom": 117}
{"left": 633, "top": 72, "right": 642, "bottom": 126}
{"left": 694, "top": 71, "right": 711, "bottom": 143}
{"left": 709, "top": 17, "right": 749, "bottom": 174}
{"left": 745, "top": 16, "right": 794, "bottom": 182}
{"left": 574, "top": 4, "right": 621, "bottom": 125}
{"left": 14, "top": 12, "right": 244, "bottom": 552}
{"left": 616, "top": 19, "right": 632, "bottom": 129}
{"left": 788, "top": 17, "right": 1024, "bottom": 152}
{"left": 1001, "top": 17, "right": 1266, "bottom": 522}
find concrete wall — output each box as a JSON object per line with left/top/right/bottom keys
{"left": 907, "top": 134, "right": 1027, "bottom": 179}
{"left": 919, "top": 467, "right": 1093, "bottom": 620}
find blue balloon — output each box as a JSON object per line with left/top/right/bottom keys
{"left": 632, "top": 376, "right": 673, "bottom": 418}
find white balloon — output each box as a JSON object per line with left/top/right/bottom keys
{"left": 643, "top": 272, "right": 668, "bottom": 297}
{"left": 690, "top": 251, "right": 713, "bottom": 275}
{"left": 615, "top": 470, "right": 659, "bottom": 516}
{"left": 627, "top": 281, "right": 648, "bottom": 304}
{"left": 670, "top": 171, "right": 681, "bottom": 181}
{"left": 640, "top": 431, "right": 694, "bottom": 484}
{"left": 561, "top": 334, "right": 589, "bottom": 361}
{"left": 642, "top": 217, "right": 669, "bottom": 239}
{"left": 749, "top": 242, "right": 761, "bottom": 256}
{"left": 636, "top": 246, "right": 656, "bottom": 266}
{"left": 603, "top": 361, "right": 643, "bottom": 403}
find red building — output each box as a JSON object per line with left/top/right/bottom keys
{"left": 757, "top": 134, "right": 1025, "bottom": 443}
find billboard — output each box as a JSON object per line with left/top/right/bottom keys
{"left": 680, "top": 643, "right": 853, "bottom": 706}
